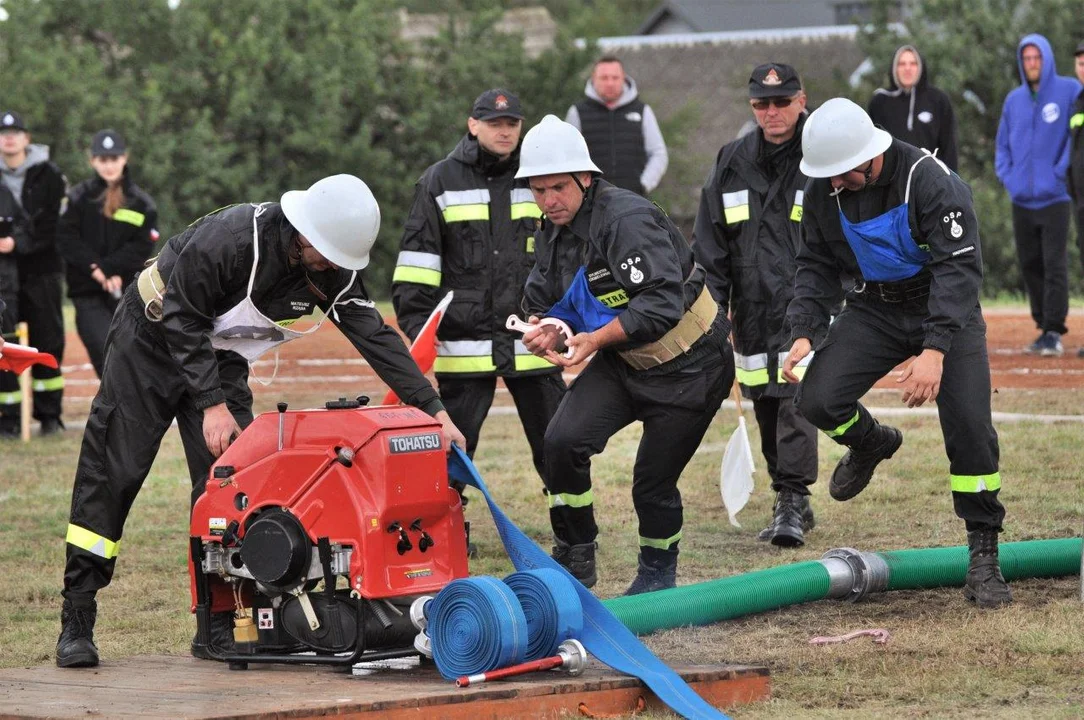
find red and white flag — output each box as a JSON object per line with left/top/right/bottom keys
{"left": 382, "top": 291, "right": 454, "bottom": 405}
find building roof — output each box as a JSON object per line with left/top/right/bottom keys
{"left": 592, "top": 27, "right": 866, "bottom": 219}
{"left": 638, "top": 0, "right": 842, "bottom": 35}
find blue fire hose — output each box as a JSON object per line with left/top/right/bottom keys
{"left": 447, "top": 446, "right": 729, "bottom": 720}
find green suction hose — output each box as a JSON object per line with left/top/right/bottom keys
{"left": 602, "top": 538, "right": 1082, "bottom": 635}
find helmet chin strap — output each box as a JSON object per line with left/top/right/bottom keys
{"left": 570, "top": 172, "right": 587, "bottom": 196}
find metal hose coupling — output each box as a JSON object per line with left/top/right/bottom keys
{"left": 820, "top": 547, "right": 890, "bottom": 603}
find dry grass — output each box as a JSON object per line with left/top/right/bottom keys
{"left": 1, "top": 389, "right": 1082, "bottom": 718}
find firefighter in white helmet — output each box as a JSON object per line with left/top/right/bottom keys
{"left": 781, "top": 98, "right": 1011, "bottom": 608}
{"left": 56, "top": 174, "right": 466, "bottom": 669}
{"left": 517, "top": 115, "right": 734, "bottom": 594}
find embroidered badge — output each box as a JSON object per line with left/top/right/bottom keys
{"left": 942, "top": 209, "right": 965, "bottom": 240}
{"left": 620, "top": 255, "right": 645, "bottom": 284}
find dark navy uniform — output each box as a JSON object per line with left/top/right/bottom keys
{"left": 392, "top": 133, "right": 565, "bottom": 483}
{"left": 523, "top": 179, "right": 733, "bottom": 563}
{"left": 695, "top": 113, "right": 822, "bottom": 500}
{"left": 63, "top": 203, "right": 445, "bottom": 605}
{"left": 790, "top": 139, "right": 1005, "bottom": 532}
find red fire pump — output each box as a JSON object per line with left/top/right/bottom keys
{"left": 188, "top": 396, "right": 469, "bottom": 668}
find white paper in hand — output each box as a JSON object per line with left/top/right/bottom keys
{"left": 720, "top": 416, "right": 756, "bottom": 527}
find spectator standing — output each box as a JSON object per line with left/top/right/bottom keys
{"left": 0, "top": 110, "right": 67, "bottom": 436}
{"left": 565, "top": 56, "right": 668, "bottom": 196}
{"left": 994, "top": 34, "right": 1082, "bottom": 356}
{"left": 1067, "top": 41, "right": 1084, "bottom": 357}
{"left": 868, "top": 44, "right": 959, "bottom": 171}
{"left": 59, "top": 130, "right": 158, "bottom": 378}
{"left": 694, "top": 63, "right": 824, "bottom": 547}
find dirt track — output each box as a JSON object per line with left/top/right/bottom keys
{"left": 55, "top": 310, "right": 1084, "bottom": 417}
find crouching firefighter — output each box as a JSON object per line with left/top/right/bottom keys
{"left": 56, "top": 174, "right": 467, "bottom": 668}
{"left": 781, "top": 98, "right": 1012, "bottom": 608}
{"left": 517, "top": 115, "right": 734, "bottom": 595}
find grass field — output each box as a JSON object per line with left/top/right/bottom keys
{"left": 2, "top": 387, "right": 1082, "bottom": 718}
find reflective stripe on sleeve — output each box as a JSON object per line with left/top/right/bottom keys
{"left": 33, "top": 377, "right": 64, "bottom": 392}
{"left": 392, "top": 250, "right": 442, "bottom": 286}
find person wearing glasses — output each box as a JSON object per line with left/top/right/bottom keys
{"left": 782, "top": 98, "right": 1011, "bottom": 610}
{"left": 58, "top": 130, "right": 159, "bottom": 378}
{"left": 694, "top": 63, "right": 825, "bottom": 547}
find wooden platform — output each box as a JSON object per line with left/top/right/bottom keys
{"left": 0, "top": 655, "right": 769, "bottom": 719}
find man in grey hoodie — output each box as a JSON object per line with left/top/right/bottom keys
{"left": 0, "top": 111, "right": 67, "bottom": 437}
{"left": 565, "top": 55, "right": 668, "bottom": 196}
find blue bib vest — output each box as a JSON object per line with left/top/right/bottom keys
{"left": 837, "top": 152, "right": 941, "bottom": 283}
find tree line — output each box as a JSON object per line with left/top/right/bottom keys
{"left": 2, "top": 0, "right": 1081, "bottom": 296}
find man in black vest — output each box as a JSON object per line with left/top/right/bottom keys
{"left": 565, "top": 56, "right": 668, "bottom": 196}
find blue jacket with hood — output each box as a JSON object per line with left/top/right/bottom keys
{"left": 994, "top": 34, "right": 1082, "bottom": 209}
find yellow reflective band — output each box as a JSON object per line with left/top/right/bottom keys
{"left": 1071, "top": 113, "right": 1084, "bottom": 129}
{"left": 736, "top": 367, "right": 769, "bottom": 386}
{"left": 826, "top": 410, "right": 860, "bottom": 438}
{"left": 112, "top": 208, "right": 146, "bottom": 227}
{"left": 433, "top": 356, "right": 497, "bottom": 373}
{"left": 514, "top": 354, "right": 554, "bottom": 371}
{"left": 510, "top": 202, "right": 542, "bottom": 220}
{"left": 778, "top": 366, "right": 807, "bottom": 382}
{"left": 0, "top": 392, "right": 20, "bottom": 405}
{"left": 392, "top": 266, "right": 442, "bottom": 287}
{"left": 723, "top": 205, "right": 750, "bottom": 224}
{"left": 790, "top": 204, "right": 803, "bottom": 222}
{"left": 595, "top": 289, "right": 628, "bottom": 308}
{"left": 526, "top": 236, "right": 535, "bottom": 253}
{"left": 951, "top": 473, "right": 1002, "bottom": 493}
{"left": 66, "top": 524, "right": 120, "bottom": 559}
{"left": 639, "top": 530, "right": 682, "bottom": 550}
{"left": 442, "top": 204, "right": 489, "bottom": 223}
{"left": 33, "top": 377, "right": 65, "bottom": 392}
{"left": 548, "top": 490, "right": 594, "bottom": 509}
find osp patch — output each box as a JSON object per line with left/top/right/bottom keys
{"left": 619, "top": 255, "right": 648, "bottom": 285}
{"left": 941, "top": 209, "right": 965, "bottom": 241}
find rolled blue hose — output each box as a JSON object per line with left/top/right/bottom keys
{"left": 504, "top": 568, "right": 584, "bottom": 661}
{"left": 428, "top": 576, "right": 528, "bottom": 680}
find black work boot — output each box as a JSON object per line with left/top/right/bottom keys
{"left": 757, "top": 492, "right": 816, "bottom": 541}
{"left": 963, "top": 530, "right": 1013, "bottom": 608}
{"left": 623, "top": 548, "right": 677, "bottom": 596}
{"left": 551, "top": 539, "right": 598, "bottom": 588}
{"left": 56, "top": 598, "right": 100, "bottom": 668}
{"left": 768, "top": 491, "right": 811, "bottom": 547}
{"left": 829, "top": 424, "right": 903, "bottom": 501}
{"left": 191, "top": 611, "right": 238, "bottom": 659}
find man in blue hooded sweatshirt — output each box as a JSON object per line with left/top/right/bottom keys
{"left": 995, "top": 34, "right": 1082, "bottom": 357}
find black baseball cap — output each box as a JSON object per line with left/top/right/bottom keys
{"left": 471, "top": 89, "right": 524, "bottom": 121}
{"left": 91, "top": 129, "right": 126, "bottom": 156}
{"left": 748, "top": 63, "right": 803, "bottom": 98}
{"left": 1075, "top": 40, "right": 1084, "bottom": 56}
{"left": 0, "top": 111, "right": 27, "bottom": 132}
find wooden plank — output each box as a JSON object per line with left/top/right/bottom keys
{"left": 0, "top": 656, "right": 769, "bottom": 719}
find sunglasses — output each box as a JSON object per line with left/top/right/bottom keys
{"left": 750, "top": 97, "right": 797, "bottom": 111}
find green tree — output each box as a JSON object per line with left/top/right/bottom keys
{"left": 858, "top": 0, "right": 1084, "bottom": 295}
{"left": 0, "top": 0, "right": 593, "bottom": 294}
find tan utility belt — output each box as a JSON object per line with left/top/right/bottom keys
{"left": 618, "top": 286, "right": 718, "bottom": 371}
{"left": 137, "top": 260, "right": 165, "bottom": 322}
